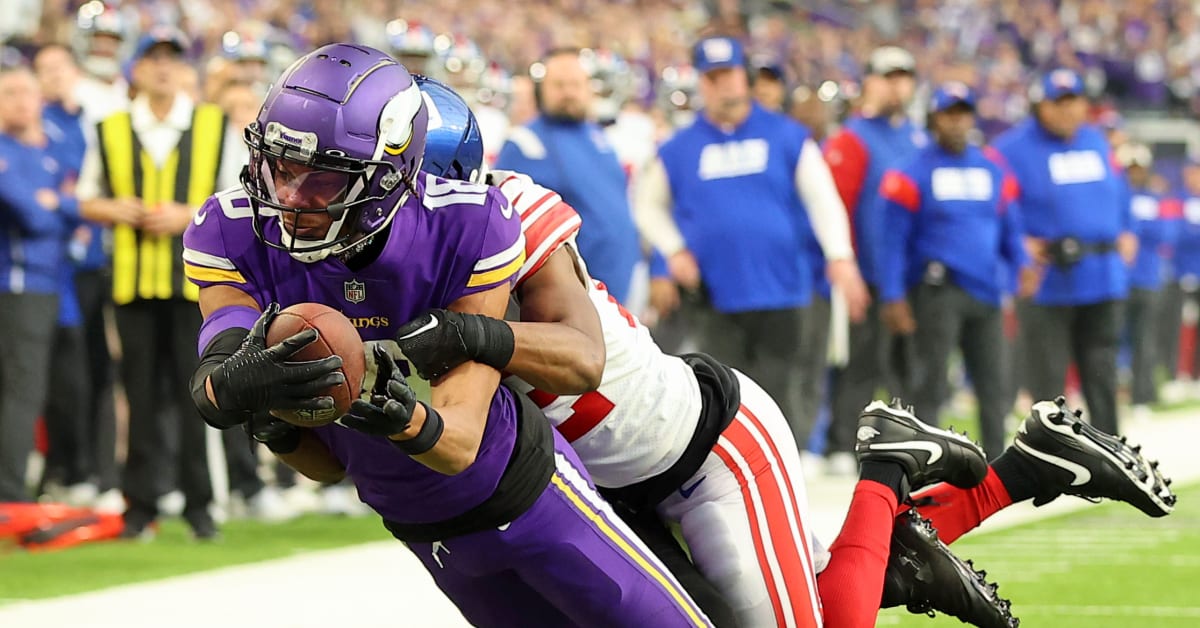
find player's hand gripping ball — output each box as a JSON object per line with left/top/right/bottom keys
{"left": 263, "top": 303, "right": 367, "bottom": 426}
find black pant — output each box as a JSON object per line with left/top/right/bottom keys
{"left": 115, "top": 299, "right": 212, "bottom": 518}
{"left": 1020, "top": 300, "right": 1122, "bottom": 435}
{"left": 1178, "top": 283, "right": 1200, "bottom": 378}
{"left": 225, "top": 428, "right": 264, "bottom": 499}
{"left": 0, "top": 292, "right": 59, "bottom": 502}
{"left": 695, "top": 305, "right": 804, "bottom": 421}
{"left": 42, "top": 324, "right": 90, "bottom": 486}
{"left": 648, "top": 289, "right": 705, "bottom": 356}
{"left": 75, "top": 269, "right": 117, "bottom": 491}
{"left": 1125, "top": 288, "right": 1162, "bottom": 405}
{"left": 908, "top": 283, "right": 1010, "bottom": 459}
{"left": 1157, "top": 282, "right": 1184, "bottom": 380}
{"left": 793, "top": 296, "right": 831, "bottom": 450}
{"left": 828, "top": 296, "right": 909, "bottom": 454}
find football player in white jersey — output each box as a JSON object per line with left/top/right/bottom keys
{"left": 397, "top": 77, "right": 1045, "bottom": 628}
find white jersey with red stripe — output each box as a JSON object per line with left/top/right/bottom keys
{"left": 491, "top": 169, "right": 823, "bottom": 627}
{"left": 489, "top": 169, "right": 702, "bottom": 488}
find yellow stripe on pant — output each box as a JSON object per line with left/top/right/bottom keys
{"left": 549, "top": 471, "right": 709, "bottom": 628}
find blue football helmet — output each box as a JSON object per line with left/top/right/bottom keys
{"left": 416, "top": 75, "right": 484, "bottom": 183}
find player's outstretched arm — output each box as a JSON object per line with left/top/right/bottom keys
{"left": 417, "top": 283, "right": 512, "bottom": 474}
{"left": 358, "top": 284, "right": 513, "bottom": 475}
{"left": 395, "top": 248, "right": 605, "bottom": 394}
{"left": 507, "top": 246, "right": 605, "bottom": 393}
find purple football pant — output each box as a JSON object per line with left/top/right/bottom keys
{"left": 405, "top": 431, "right": 712, "bottom": 628}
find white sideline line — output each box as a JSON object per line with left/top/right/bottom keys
{"left": 0, "top": 541, "right": 471, "bottom": 628}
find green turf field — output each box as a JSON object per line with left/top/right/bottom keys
{"left": 0, "top": 514, "right": 390, "bottom": 603}
{"left": 880, "top": 483, "right": 1199, "bottom": 627}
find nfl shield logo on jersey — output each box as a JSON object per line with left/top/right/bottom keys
{"left": 344, "top": 279, "right": 366, "bottom": 304}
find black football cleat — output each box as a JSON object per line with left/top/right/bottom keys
{"left": 1011, "top": 397, "right": 1176, "bottom": 517}
{"left": 856, "top": 399, "right": 989, "bottom": 490}
{"left": 882, "top": 509, "right": 1019, "bottom": 628}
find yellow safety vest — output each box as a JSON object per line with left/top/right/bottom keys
{"left": 98, "top": 103, "right": 226, "bottom": 304}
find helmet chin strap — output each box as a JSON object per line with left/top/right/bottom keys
{"left": 287, "top": 246, "right": 334, "bottom": 263}
{"left": 297, "top": 186, "right": 411, "bottom": 264}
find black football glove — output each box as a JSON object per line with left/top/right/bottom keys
{"left": 341, "top": 345, "right": 418, "bottom": 437}
{"left": 394, "top": 308, "right": 514, "bottom": 380}
{"left": 209, "top": 303, "right": 345, "bottom": 415}
{"left": 244, "top": 412, "right": 302, "bottom": 454}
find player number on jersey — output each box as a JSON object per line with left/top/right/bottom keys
{"left": 215, "top": 187, "right": 255, "bottom": 219}
{"left": 526, "top": 389, "right": 615, "bottom": 443}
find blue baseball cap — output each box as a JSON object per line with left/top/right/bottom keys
{"left": 132, "top": 24, "right": 189, "bottom": 61}
{"left": 929, "top": 82, "right": 976, "bottom": 113}
{"left": 1030, "top": 68, "right": 1085, "bottom": 102}
{"left": 693, "top": 37, "right": 745, "bottom": 74}
{"left": 751, "top": 54, "right": 786, "bottom": 82}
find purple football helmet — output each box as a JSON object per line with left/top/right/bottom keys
{"left": 241, "top": 43, "right": 429, "bottom": 262}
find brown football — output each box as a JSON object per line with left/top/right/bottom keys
{"left": 265, "top": 303, "right": 365, "bottom": 427}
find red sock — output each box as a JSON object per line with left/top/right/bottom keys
{"left": 818, "top": 480, "right": 897, "bottom": 628}
{"left": 902, "top": 467, "right": 1014, "bottom": 545}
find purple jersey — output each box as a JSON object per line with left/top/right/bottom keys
{"left": 182, "top": 174, "right": 526, "bottom": 522}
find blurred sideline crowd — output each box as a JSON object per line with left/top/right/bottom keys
{"left": 2, "top": 0, "right": 1200, "bottom": 536}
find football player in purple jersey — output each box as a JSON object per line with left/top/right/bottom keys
{"left": 183, "top": 43, "right": 711, "bottom": 628}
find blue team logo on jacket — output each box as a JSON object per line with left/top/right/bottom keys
{"left": 1047, "top": 150, "right": 1106, "bottom": 185}
{"left": 698, "top": 139, "right": 770, "bottom": 180}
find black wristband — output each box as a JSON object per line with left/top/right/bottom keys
{"left": 192, "top": 327, "right": 254, "bottom": 429}
{"left": 468, "top": 314, "right": 515, "bottom": 371}
{"left": 262, "top": 428, "right": 303, "bottom": 455}
{"left": 390, "top": 402, "right": 445, "bottom": 456}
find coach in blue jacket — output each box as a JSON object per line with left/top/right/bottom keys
{"left": 879, "top": 83, "right": 1038, "bottom": 458}
{"left": 495, "top": 48, "right": 643, "bottom": 305}
{"left": 1118, "top": 143, "right": 1180, "bottom": 413}
{"left": 635, "top": 36, "right": 867, "bottom": 436}
{"left": 820, "top": 47, "right": 928, "bottom": 470}
{"left": 0, "top": 65, "right": 79, "bottom": 502}
{"left": 993, "top": 69, "right": 1135, "bottom": 434}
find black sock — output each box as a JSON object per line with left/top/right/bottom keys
{"left": 991, "top": 447, "right": 1044, "bottom": 503}
{"left": 859, "top": 460, "right": 908, "bottom": 503}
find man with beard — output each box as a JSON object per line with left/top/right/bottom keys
{"left": 822, "top": 46, "right": 928, "bottom": 475}
{"left": 495, "top": 48, "right": 643, "bottom": 307}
